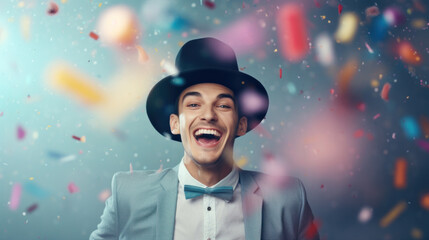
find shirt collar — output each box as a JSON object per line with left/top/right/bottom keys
{"left": 178, "top": 157, "right": 239, "bottom": 190}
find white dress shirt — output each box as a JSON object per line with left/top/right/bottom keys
{"left": 173, "top": 159, "right": 245, "bottom": 240}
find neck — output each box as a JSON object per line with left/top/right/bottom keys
{"left": 183, "top": 154, "right": 234, "bottom": 187}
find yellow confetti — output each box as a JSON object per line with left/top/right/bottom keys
{"left": 80, "top": 136, "right": 87, "bottom": 143}
{"left": 98, "top": 3, "right": 102, "bottom": 7}
{"left": 335, "top": 12, "right": 359, "bottom": 43}
{"left": 411, "top": 228, "right": 423, "bottom": 239}
{"left": 378, "top": 74, "right": 383, "bottom": 80}
{"left": 236, "top": 156, "right": 248, "bottom": 168}
{"left": 46, "top": 63, "right": 106, "bottom": 105}
{"left": 380, "top": 201, "right": 407, "bottom": 227}
{"left": 371, "top": 79, "right": 379, "bottom": 88}
{"left": 29, "top": 177, "right": 34, "bottom": 180}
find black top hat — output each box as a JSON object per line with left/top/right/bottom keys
{"left": 146, "top": 37, "right": 269, "bottom": 142}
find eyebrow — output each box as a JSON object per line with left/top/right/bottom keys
{"left": 181, "top": 91, "right": 235, "bottom": 103}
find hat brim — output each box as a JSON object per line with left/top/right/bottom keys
{"left": 146, "top": 68, "right": 269, "bottom": 142}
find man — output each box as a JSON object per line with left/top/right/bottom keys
{"left": 90, "top": 37, "right": 319, "bottom": 240}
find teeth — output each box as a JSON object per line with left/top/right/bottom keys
{"left": 195, "top": 129, "right": 221, "bottom": 137}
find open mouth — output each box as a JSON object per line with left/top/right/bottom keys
{"left": 193, "top": 128, "right": 222, "bottom": 148}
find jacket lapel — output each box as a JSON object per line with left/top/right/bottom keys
{"left": 156, "top": 168, "right": 179, "bottom": 240}
{"left": 239, "top": 170, "right": 263, "bottom": 240}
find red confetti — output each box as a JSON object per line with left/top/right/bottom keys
{"left": 68, "top": 182, "right": 79, "bottom": 194}
{"left": 354, "top": 129, "right": 364, "bottom": 138}
{"left": 279, "top": 68, "right": 283, "bottom": 79}
{"left": 203, "top": 0, "right": 215, "bottom": 9}
{"left": 26, "top": 203, "right": 38, "bottom": 214}
{"left": 330, "top": 89, "right": 335, "bottom": 95}
{"left": 277, "top": 3, "right": 309, "bottom": 62}
{"left": 338, "top": 4, "right": 343, "bottom": 15}
{"left": 380, "top": 83, "right": 391, "bottom": 101}
{"left": 305, "top": 220, "right": 321, "bottom": 239}
{"left": 320, "top": 184, "right": 324, "bottom": 189}
{"left": 72, "top": 135, "right": 81, "bottom": 141}
{"left": 89, "top": 31, "right": 99, "bottom": 40}
{"left": 314, "top": 0, "right": 321, "bottom": 8}
{"left": 17, "top": 125, "right": 26, "bottom": 140}
{"left": 47, "top": 1, "right": 59, "bottom": 16}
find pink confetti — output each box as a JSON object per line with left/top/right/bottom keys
{"left": 156, "top": 164, "right": 164, "bottom": 173}
{"left": 338, "top": 4, "right": 343, "bottom": 15}
{"left": 392, "top": 133, "right": 396, "bottom": 139}
{"left": 357, "top": 102, "right": 366, "bottom": 112}
{"left": 365, "top": 42, "right": 374, "bottom": 54}
{"left": 373, "top": 113, "right": 381, "bottom": 120}
{"left": 358, "top": 206, "right": 373, "bottom": 223}
{"left": 365, "top": 6, "right": 380, "bottom": 18}
{"left": 239, "top": 89, "right": 269, "bottom": 115}
{"left": 17, "top": 125, "right": 26, "bottom": 140}
{"left": 9, "top": 183, "right": 22, "bottom": 210}
{"left": 98, "top": 189, "right": 111, "bottom": 202}
{"left": 381, "top": 83, "right": 391, "bottom": 101}
{"left": 129, "top": 163, "right": 133, "bottom": 173}
{"left": 67, "top": 182, "right": 79, "bottom": 194}
{"left": 0, "top": 112, "right": 3, "bottom": 117}
{"left": 330, "top": 89, "right": 335, "bottom": 95}
{"left": 277, "top": 3, "right": 309, "bottom": 62}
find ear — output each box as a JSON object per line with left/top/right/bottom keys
{"left": 236, "top": 116, "right": 247, "bottom": 137}
{"left": 170, "top": 114, "right": 180, "bottom": 135}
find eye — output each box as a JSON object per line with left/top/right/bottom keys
{"left": 187, "top": 103, "right": 199, "bottom": 108}
{"left": 218, "top": 105, "right": 232, "bottom": 109}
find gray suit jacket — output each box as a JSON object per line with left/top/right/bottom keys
{"left": 90, "top": 166, "right": 319, "bottom": 240}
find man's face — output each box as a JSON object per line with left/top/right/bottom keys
{"left": 170, "top": 83, "right": 247, "bottom": 167}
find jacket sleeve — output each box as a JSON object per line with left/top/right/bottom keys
{"left": 89, "top": 173, "right": 120, "bottom": 240}
{"left": 297, "top": 179, "right": 320, "bottom": 240}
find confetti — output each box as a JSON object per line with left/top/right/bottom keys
{"left": 89, "top": 31, "right": 99, "bottom": 40}
{"left": 235, "top": 156, "right": 248, "bottom": 168}
{"left": 337, "top": 59, "right": 358, "bottom": 95}
{"left": 315, "top": 33, "right": 335, "bottom": 66}
{"left": 277, "top": 3, "right": 309, "bottom": 62}
{"left": 17, "top": 125, "right": 26, "bottom": 140}
{"left": 383, "top": 7, "right": 405, "bottom": 26}
{"left": 335, "top": 12, "right": 359, "bottom": 43}
{"left": 239, "top": 89, "right": 268, "bottom": 115}
{"left": 365, "top": 6, "right": 380, "bottom": 18}
{"left": 0, "top": 112, "right": 3, "bottom": 117}
{"left": 47, "top": 1, "right": 59, "bottom": 16}
{"left": 416, "top": 140, "right": 429, "bottom": 152}
{"left": 156, "top": 164, "right": 163, "bottom": 173}
{"left": 394, "top": 158, "right": 407, "bottom": 189}
{"left": 46, "top": 62, "right": 106, "bottom": 105}
{"left": 68, "top": 182, "right": 79, "bottom": 194}
{"left": 98, "top": 189, "right": 111, "bottom": 202}
{"left": 373, "top": 113, "right": 381, "bottom": 120}
{"left": 97, "top": 5, "right": 140, "bottom": 46}
{"left": 354, "top": 129, "right": 364, "bottom": 138}
{"left": 279, "top": 68, "right": 282, "bottom": 79}
{"left": 338, "top": 4, "right": 343, "bottom": 15}
{"left": 9, "top": 183, "right": 22, "bottom": 210}
{"left": 129, "top": 163, "right": 133, "bottom": 173}
{"left": 380, "top": 83, "right": 391, "bottom": 101}
{"left": 72, "top": 135, "right": 86, "bottom": 142}
{"left": 421, "top": 193, "right": 429, "bottom": 210}
{"left": 23, "top": 182, "right": 49, "bottom": 198}
{"left": 26, "top": 203, "right": 38, "bottom": 214}
{"left": 59, "top": 155, "right": 76, "bottom": 163}
{"left": 203, "top": 0, "right": 215, "bottom": 9}
{"left": 419, "top": 117, "right": 429, "bottom": 136}
{"left": 135, "top": 45, "right": 149, "bottom": 63}
{"left": 365, "top": 42, "right": 374, "bottom": 54}
{"left": 398, "top": 41, "right": 421, "bottom": 65}
{"left": 401, "top": 116, "right": 421, "bottom": 139}
{"left": 380, "top": 201, "right": 407, "bottom": 227}
{"left": 20, "top": 15, "right": 31, "bottom": 40}
{"left": 358, "top": 206, "right": 373, "bottom": 223}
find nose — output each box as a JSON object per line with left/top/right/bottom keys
{"left": 200, "top": 105, "right": 218, "bottom": 122}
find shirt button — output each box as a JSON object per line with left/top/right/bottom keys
{"left": 207, "top": 206, "right": 211, "bottom": 211}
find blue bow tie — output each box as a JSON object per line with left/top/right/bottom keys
{"left": 184, "top": 185, "right": 234, "bottom": 201}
